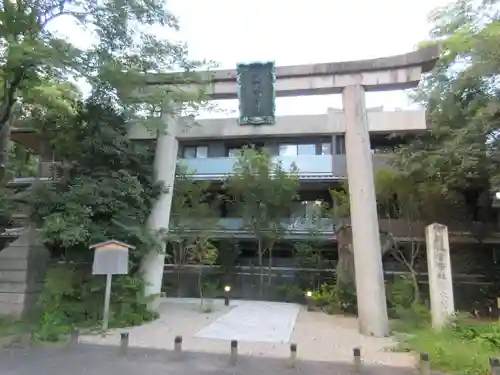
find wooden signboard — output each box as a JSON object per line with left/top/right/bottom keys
{"left": 90, "top": 240, "right": 135, "bottom": 331}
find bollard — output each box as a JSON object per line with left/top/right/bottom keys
{"left": 419, "top": 353, "right": 430, "bottom": 375}
{"left": 490, "top": 358, "right": 500, "bottom": 375}
{"left": 119, "top": 332, "right": 129, "bottom": 357}
{"left": 229, "top": 340, "right": 238, "bottom": 366}
{"left": 224, "top": 296, "right": 230, "bottom": 306}
{"left": 174, "top": 336, "right": 182, "bottom": 360}
{"left": 289, "top": 343, "right": 297, "bottom": 368}
{"left": 352, "top": 347, "right": 362, "bottom": 374}
{"left": 69, "top": 328, "right": 79, "bottom": 348}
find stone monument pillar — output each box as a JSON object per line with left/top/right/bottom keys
{"left": 0, "top": 227, "right": 50, "bottom": 318}
{"left": 342, "top": 84, "right": 389, "bottom": 337}
{"left": 425, "top": 223, "right": 455, "bottom": 329}
{"left": 140, "top": 115, "right": 179, "bottom": 298}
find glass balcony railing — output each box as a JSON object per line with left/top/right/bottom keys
{"left": 170, "top": 217, "right": 499, "bottom": 239}
{"left": 178, "top": 155, "right": 336, "bottom": 180}
{"left": 178, "top": 154, "right": 394, "bottom": 180}
{"left": 170, "top": 217, "right": 336, "bottom": 238}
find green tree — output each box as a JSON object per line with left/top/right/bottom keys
{"left": 393, "top": 0, "right": 500, "bottom": 222}
{"left": 375, "top": 168, "right": 467, "bottom": 303}
{"left": 0, "top": 0, "right": 207, "bottom": 181}
{"left": 167, "top": 165, "right": 220, "bottom": 297}
{"left": 328, "top": 176, "right": 397, "bottom": 288}
{"left": 224, "top": 147, "right": 299, "bottom": 296}
{"left": 293, "top": 228, "right": 332, "bottom": 290}
{"left": 186, "top": 237, "right": 218, "bottom": 311}
{"left": 30, "top": 89, "right": 161, "bottom": 339}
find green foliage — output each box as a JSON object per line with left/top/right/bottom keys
{"left": 292, "top": 235, "right": 332, "bottom": 290}
{"left": 388, "top": 275, "right": 429, "bottom": 331}
{"left": 311, "top": 284, "right": 341, "bottom": 313}
{"left": 168, "top": 165, "right": 220, "bottom": 265}
{"left": 167, "top": 165, "right": 221, "bottom": 304}
{"left": 224, "top": 147, "right": 300, "bottom": 234}
{"left": 394, "top": 0, "right": 500, "bottom": 205}
{"left": 35, "top": 264, "right": 157, "bottom": 341}
{"left": 387, "top": 275, "right": 416, "bottom": 309}
{"left": 310, "top": 283, "right": 357, "bottom": 315}
{"left": 224, "top": 147, "right": 299, "bottom": 294}
{"left": 451, "top": 320, "right": 500, "bottom": 349}
{"left": 187, "top": 239, "right": 218, "bottom": 267}
{"left": 328, "top": 182, "right": 350, "bottom": 219}
{"left": 0, "top": 0, "right": 210, "bottom": 187}
{"left": 276, "top": 284, "right": 304, "bottom": 303}
{"left": 389, "top": 279, "right": 498, "bottom": 375}
{"left": 29, "top": 93, "right": 162, "bottom": 339}
{"left": 186, "top": 237, "right": 218, "bottom": 308}
{"left": 400, "top": 322, "right": 500, "bottom": 375}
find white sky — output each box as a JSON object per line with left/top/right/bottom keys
{"left": 53, "top": 0, "right": 453, "bottom": 118}
{"left": 166, "top": 0, "right": 452, "bottom": 117}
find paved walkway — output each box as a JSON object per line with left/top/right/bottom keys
{"left": 79, "top": 298, "right": 415, "bottom": 367}
{"left": 195, "top": 300, "right": 299, "bottom": 343}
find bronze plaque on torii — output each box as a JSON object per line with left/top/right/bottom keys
{"left": 237, "top": 61, "right": 276, "bottom": 125}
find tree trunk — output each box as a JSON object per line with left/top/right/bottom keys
{"left": 198, "top": 266, "right": 204, "bottom": 310}
{"left": 0, "top": 68, "right": 25, "bottom": 182}
{"left": 336, "top": 225, "right": 355, "bottom": 286}
{"left": 257, "top": 238, "right": 263, "bottom": 297}
{"left": 267, "top": 240, "right": 275, "bottom": 285}
{"left": 410, "top": 269, "right": 420, "bottom": 304}
{"left": 335, "top": 225, "right": 395, "bottom": 286}
{"left": 0, "top": 118, "right": 12, "bottom": 184}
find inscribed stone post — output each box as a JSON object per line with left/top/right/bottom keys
{"left": 425, "top": 223, "right": 455, "bottom": 329}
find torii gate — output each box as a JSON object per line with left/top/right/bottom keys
{"left": 139, "top": 46, "right": 440, "bottom": 337}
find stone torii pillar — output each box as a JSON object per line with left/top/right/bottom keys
{"left": 140, "top": 113, "right": 179, "bottom": 299}
{"left": 342, "top": 84, "right": 388, "bottom": 336}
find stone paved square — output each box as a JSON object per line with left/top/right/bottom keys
{"left": 195, "top": 300, "right": 300, "bottom": 343}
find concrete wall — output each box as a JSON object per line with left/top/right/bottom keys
{"left": 128, "top": 110, "right": 427, "bottom": 141}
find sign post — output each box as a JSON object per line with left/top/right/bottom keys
{"left": 90, "top": 240, "right": 135, "bottom": 332}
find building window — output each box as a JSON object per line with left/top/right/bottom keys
{"left": 279, "top": 143, "right": 316, "bottom": 156}
{"left": 321, "top": 142, "right": 332, "bottom": 155}
{"left": 335, "top": 136, "right": 346, "bottom": 155}
{"left": 183, "top": 145, "right": 208, "bottom": 159}
{"left": 227, "top": 148, "right": 242, "bottom": 157}
{"left": 279, "top": 144, "right": 297, "bottom": 156}
{"left": 297, "top": 144, "right": 316, "bottom": 155}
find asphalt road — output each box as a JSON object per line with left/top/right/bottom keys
{"left": 0, "top": 343, "right": 422, "bottom": 375}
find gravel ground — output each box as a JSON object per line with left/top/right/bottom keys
{"left": 0, "top": 344, "right": 420, "bottom": 375}
{"left": 79, "top": 298, "right": 416, "bottom": 368}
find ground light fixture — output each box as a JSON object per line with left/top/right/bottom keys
{"left": 224, "top": 285, "right": 231, "bottom": 306}
{"left": 305, "top": 290, "right": 313, "bottom": 311}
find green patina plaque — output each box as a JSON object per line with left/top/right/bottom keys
{"left": 237, "top": 61, "right": 276, "bottom": 125}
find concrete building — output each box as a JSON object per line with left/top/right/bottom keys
{"left": 129, "top": 108, "right": 427, "bottom": 239}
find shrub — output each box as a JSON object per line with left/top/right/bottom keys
{"left": 34, "top": 263, "right": 157, "bottom": 341}
{"left": 403, "top": 324, "right": 500, "bottom": 375}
